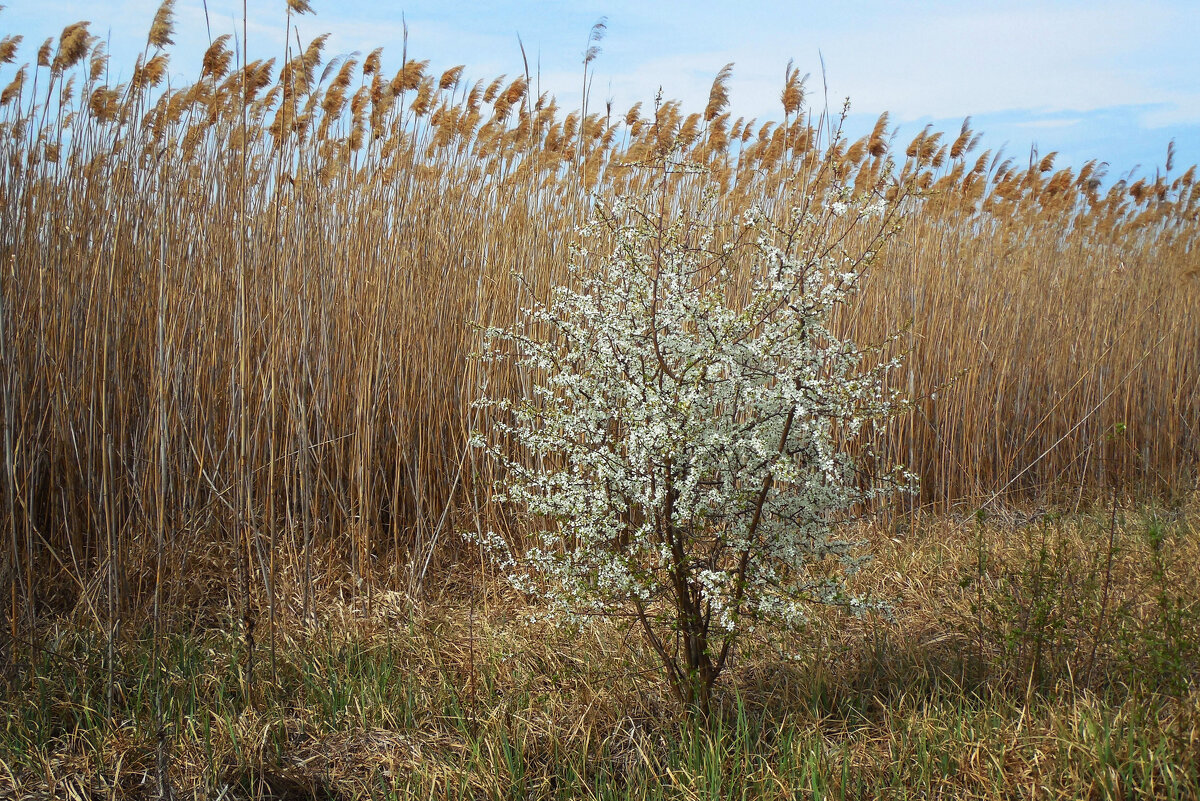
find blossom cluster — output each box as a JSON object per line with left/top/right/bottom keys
{"left": 471, "top": 182, "right": 911, "bottom": 657}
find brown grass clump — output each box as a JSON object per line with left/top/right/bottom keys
{"left": 1, "top": 510, "right": 1197, "bottom": 798}
{"left": 0, "top": 4, "right": 1196, "bottom": 647}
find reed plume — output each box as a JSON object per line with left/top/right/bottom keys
{"left": 0, "top": 10, "right": 1195, "bottom": 636}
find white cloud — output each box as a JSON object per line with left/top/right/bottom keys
{"left": 1138, "top": 94, "right": 1200, "bottom": 129}
{"left": 1013, "top": 117, "right": 1086, "bottom": 130}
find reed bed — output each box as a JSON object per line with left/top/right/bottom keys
{"left": 0, "top": 5, "right": 1197, "bottom": 634}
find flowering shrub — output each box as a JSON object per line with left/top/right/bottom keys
{"left": 473, "top": 168, "right": 912, "bottom": 714}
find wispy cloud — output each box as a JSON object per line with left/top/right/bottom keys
{"left": 1014, "top": 118, "right": 1087, "bottom": 130}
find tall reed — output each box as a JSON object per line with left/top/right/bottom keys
{"left": 0, "top": 5, "right": 1196, "bottom": 635}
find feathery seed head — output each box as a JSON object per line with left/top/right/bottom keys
{"left": 583, "top": 17, "right": 606, "bottom": 67}
{"left": 0, "top": 35, "right": 20, "bottom": 64}
{"left": 411, "top": 77, "right": 434, "bottom": 115}
{"left": 438, "top": 65, "right": 464, "bottom": 90}
{"left": 89, "top": 85, "right": 118, "bottom": 120}
{"left": 931, "top": 144, "right": 947, "bottom": 169}
{"left": 390, "top": 59, "right": 426, "bottom": 94}
{"left": 950, "top": 117, "right": 972, "bottom": 160}
{"left": 88, "top": 41, "right": 107, "bottom": 81}
{"left": 201, "top": 34, "right": 232, "bottom": 81}
{"left": 363, "top": 47, "right": 382, "bottom": 76}
{"left": 241, "top": 58, "right": 276, "bottom": 102}
{"left": 866, "top": 111, "right": 890, "bottom": 158}
{"left": 137, "top": 52, "right": 168, "bottom": 89}
{"left": 906, "top": 126, "right": 933, "bottom": 159}
{"left": 491, "top": 76, "right": 526, "bottom": 123}
{"left": 1, "top": 65, "right": 25, "bottom": 105}
{"left": 53, "top": 22, "right": 91, "bottom": 73}
{"left": 281, "top": 36, "right": 326, "bottom": 97}
{"left": 483, "top": 75, "right": 504, "bottom": 104}
{"left": 624, "top": 102, "right": 641, "bottom": 127}
{"left": 330, "top": 57, "right": 357, "bottom": 92}
{"left": 148, "top": 0, "right": 175, "bottom": 50}
{"left": 350, "top": 84, "right": 369, "bottom": 117}
{"left": 781, "top": 62, "right": 805, "bottom": 117}
{"left": 466, "top": 79, "right": 484, "bottom": 110}
{"left": 704, "top": 62, "right": 733, "bottom": 123}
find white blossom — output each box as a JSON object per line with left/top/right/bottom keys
{"left": 469, "top": 176, "right": 912, "bottom": 710}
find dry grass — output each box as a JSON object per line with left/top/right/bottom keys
{"left": 1, "top": 508, "right": 1197, "bottom": 798}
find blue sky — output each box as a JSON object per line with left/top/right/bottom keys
{"left": 2, "top": 0, "right": 1197, "bottom": 179}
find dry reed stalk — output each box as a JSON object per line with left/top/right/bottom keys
{"left": 0, "top": 8, "right": 1195, "bottom": 628}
